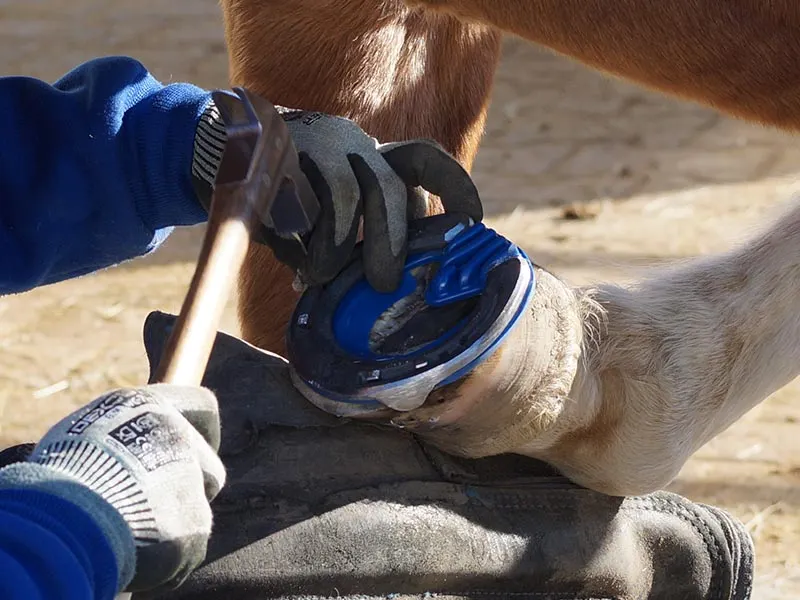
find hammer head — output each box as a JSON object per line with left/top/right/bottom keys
{"left": 210, "top": 88, "right": 320, "bottom": 238}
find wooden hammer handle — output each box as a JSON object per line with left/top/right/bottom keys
{"left": 152, "top": 191, "right": 255, "bottom": 386}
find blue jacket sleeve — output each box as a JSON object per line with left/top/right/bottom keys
{"left": 0, "top": 488, "right": 121, "bottom": 600}
{"left": 0, "top": 56, "right": 213, "bottom": 295}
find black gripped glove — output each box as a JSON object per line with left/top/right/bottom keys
{"left": 191, "top": 95, "right": 483, "bottom": 292}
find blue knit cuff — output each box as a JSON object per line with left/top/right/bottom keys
{"left": 125, "top": 82, "right": 214, "bottom": 232}
{"left": 0, "top": 462, "right": 136, "bottom": 592}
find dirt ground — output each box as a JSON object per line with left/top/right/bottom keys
{"left": 1, "top": 1, "right": 799, "bottom": 597}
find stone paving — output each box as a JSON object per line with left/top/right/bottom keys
{"left": 1, "top": 1, "right": 800, "bottom": 597}
{"left": 475, "top": 38, "right": 800, "bottom": 216}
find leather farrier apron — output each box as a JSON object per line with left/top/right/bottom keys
{"left": 6, "top": 310, "right": 754, "bottom": 600}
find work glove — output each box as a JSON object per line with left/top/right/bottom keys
{"left": 0, "top": 385, "right": 225, "bottom": 596}
{"left": 191, "top": 95, "right": 484, "bottom": 292}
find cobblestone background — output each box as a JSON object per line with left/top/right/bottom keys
{"left": 1, "top": 1, "right": 799, "bottom": 597}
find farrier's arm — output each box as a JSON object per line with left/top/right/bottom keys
{"left": 0, "top": 486, "right": 125, "bottom": 600}
{"left": 410, "top": 0, "right": 800, "bottom": 130}
{"left": 0, "top": 56, "right": 213, "bottom": 296}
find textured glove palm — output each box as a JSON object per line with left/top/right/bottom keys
{"left": 192, "top": 98, "right": 484, "bottom": 292}
{"left": 266, "top": 109, "right": 484, "bottom": 291}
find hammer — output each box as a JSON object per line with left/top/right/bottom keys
{"left": 127, "top": 89, "right": 322, "bottom": 600}
{"left": 151, "top": 87, "right": 319, "bottom": 386}
{"left": 115, "top": 90, "right": 317, "bottom": 600}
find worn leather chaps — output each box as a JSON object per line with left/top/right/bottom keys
{"left": 0, "top": 311, "right": 755, "bottom": 600}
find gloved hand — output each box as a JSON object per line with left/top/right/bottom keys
{"left": 191, "top": 96, "right": 484, "bottom": 292}
{"left": 0, "top": 385, "right": 225, "bottom": 596}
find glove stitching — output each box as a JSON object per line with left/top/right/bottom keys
{"left": 35, "top": 438, "right": 158, "bottom": 546}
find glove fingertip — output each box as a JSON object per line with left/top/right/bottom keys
{"left": 149, "top": 384, "right": 223, "bottom": 453}
{"left": 379, "top": 141, "right": 485, "bottom": 223}
{"left": 365, "top": 258, "right": 405, "bottom": 294}
{"left": 458, "top": 181, "right": 484, "bottom": 223}
{"left": 202, "top": 453, "right": 227, "bottom": 501}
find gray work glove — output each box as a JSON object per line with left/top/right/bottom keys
{"left": 0, "top": 385, "right": 225, "bottom": 596}
{"left": 192, "top": 98, "right": 484, "bottom": 292}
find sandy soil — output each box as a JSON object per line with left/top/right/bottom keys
{"left": 0, "top": 2, "right": 798, "bottom": 597}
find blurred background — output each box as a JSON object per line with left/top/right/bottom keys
{"left": 0, "top": 1, "right": 798, "bottom": 597}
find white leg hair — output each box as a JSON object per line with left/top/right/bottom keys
{"left": 396, "top": 195, "right": 800, "bottom": 496}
